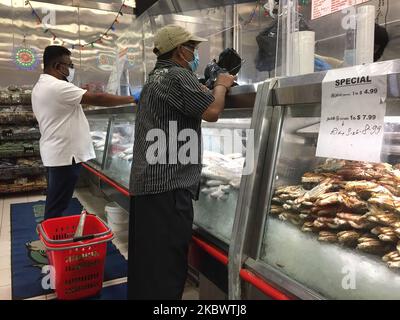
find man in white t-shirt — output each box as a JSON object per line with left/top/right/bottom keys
{"left": 32, "top": 46, "right": 135, "bottom": 220}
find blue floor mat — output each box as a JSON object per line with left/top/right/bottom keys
{"left": 11, "top": 198, "right": 128, "bottom": 300}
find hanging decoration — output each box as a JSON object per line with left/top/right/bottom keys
{"left": 24, "top": 0, "right": 130, "bottom": 50}
{"left": 13, "top": 35, "right": 39, "bottom": 71}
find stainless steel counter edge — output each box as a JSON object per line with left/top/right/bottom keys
{"left": 83, "top": 83, "right": 260, "bottom": 116}
{"left": 273, "top": 59, "right": 400, "bottom": 106}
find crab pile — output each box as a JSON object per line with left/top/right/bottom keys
{"left": 271, "top": 159, "right": 400, "bottom": 269}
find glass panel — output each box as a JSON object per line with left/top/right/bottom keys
{"left": 235, "top": 2, "right": 277, "bottom": 84}
{"left": 275, "top": 1, "right": 399, "bottom": 77}
{"left": 260, "top": 103, "right": 400, "bottom": 299}
{"left": 87, "top": 114, "right": 110, "bottom": 168}
{"left": 103, "top": 113, "right": 135, "bottom": 188}
{"left": 193, "top": 115, "right": 252, "bottom": 244}
{"left": 128, "top": 0, "right": 277, "bottom": 86}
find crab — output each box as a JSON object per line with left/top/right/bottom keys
{"left": 315, "top": 159, "right": 347, "bottom": 173}
{"left": 337, "top": 230, "right": 361, "bottom": 247}
{"left": 295, "top": 178, "right": 334, "bottom": 204}
{"left": 318, "top": 231, "right": 338, "bottom": 243}
{"left": 270, "top": 205, "right": 285, "bottom": 215}
{"left": 278, "top": 212, "right": 302, "bottom": 225}
{"left": 356, "top": 238, "right": 393, "bottom": 255}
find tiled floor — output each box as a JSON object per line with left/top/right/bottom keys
{"left": 0, "top": 188, "right": 199, "bottom": 300}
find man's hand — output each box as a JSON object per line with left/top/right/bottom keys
{"left": 129, "top": 85, "right": 142, "bottom": 103}
{"left": 214, "top": 73, "right": 236, "bottom": 91}
{"left": 315, "top": 57, "right": 332, "bottom": 71}
{"left": 202, "top": 74, "right": 237, "bottom": 122}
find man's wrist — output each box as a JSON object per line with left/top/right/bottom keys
{"left": 214, "top": 83, "right": 230, "bottom": 92}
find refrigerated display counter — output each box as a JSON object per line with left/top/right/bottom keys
{"left": 84, "top": 0, "right": 279, "bottom": 298}
{"left": 231, "top": 60, "right": 400, "bottom": 300}
{"left": 83, "top": 82, "right": 261, "bottom": 297}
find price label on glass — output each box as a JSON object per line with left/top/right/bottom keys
{"left": 316, "top": 64, "right": 388, "bottom": 163}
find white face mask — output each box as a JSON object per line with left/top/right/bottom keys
{"left": 66, "top": 68, "right": 75, "bottom": 82}
{"left": 57, "top": 66, "right": 75, "bottom": 83}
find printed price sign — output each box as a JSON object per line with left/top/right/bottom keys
{"left": 311, "top": 0, "right": 370, "bottom": 20}
{"left": 316, "top": 64, "right": 387, "bottom": 163}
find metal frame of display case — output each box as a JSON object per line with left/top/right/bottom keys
{"left": 230, "top": 60, "right": 400, "bottom": 300}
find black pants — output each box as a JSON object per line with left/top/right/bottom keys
{"left": 128, "top": 189, "right": 194, "bottom": 300}
{"left": 44, "top": 161, "right": 81, "bottom": 220}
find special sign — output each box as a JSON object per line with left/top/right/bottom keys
{"left": 316, "top": 63, "right": 388, "bottom": 163}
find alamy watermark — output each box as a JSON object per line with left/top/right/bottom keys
{"left": 145, "top": 121, "right": 255, "bottom": 175}
{"left": 41, "top": 265, "right": 56, "bottom": 290}
{"left": 41, "top": 8, "right": 56, "bottom": 30}
{"left": 341, "top": 265, "right": 356, "bottom": 290}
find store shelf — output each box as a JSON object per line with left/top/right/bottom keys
{"left": 0, "top": 165, "right": 45, "bottom": 180}
{"left": 0, "top": 127, "right": 40, "bottom": 141}
{"left": 0, "top": 112, "right": 37, "bottom": 125}
{"left": 0, "top": 150, "right": 40, "bottom": 158}
{"left": 0, "top": 93, "right": 31, "bottom": 105}
{"left": 0, "top": 176, "right": 47, "bottom": 194}
{"left": 0, "top": 88, "right": 43, "bottom": 195}
{"left": 0, "top": 185, "right": 47, "bottom": 195}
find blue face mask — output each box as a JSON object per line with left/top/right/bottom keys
{"left": 183, "top": 47, "right": 199, "bottom": 72}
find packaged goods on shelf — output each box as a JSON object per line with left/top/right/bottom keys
{"left": 0, "top": 126, "right": 40, "bottom": 140}
{"left": 0, "top": 158, "right": 45, "bottom": 180}
{"left": 0, "top": 175, "right": 47, "bottom": 194}
{"left": 0, "top": 141, "right": 39, "bottom": 157}
{"left": 0, "top": 111, "right": 36, "bottom": 125}
{"left": 0, "top": 86, "right": 32, "bottom": 105}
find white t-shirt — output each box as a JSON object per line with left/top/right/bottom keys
{"left": 32, "top": 74, "right": 95, "bottom": 167}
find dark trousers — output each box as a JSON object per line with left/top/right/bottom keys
{"left": 127, "top": 189, "right": 194, "bottom": 300}
{"left": 44, "top": 161, "right": 81, "bottom": 220}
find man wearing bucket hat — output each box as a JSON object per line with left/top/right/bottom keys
{"left": 128, "top": 25, "right": 236, "bottom": 299}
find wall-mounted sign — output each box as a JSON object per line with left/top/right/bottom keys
{"left": 311, "top": 0, "right": 370, "bottom": 20}
{"left": 13, "top": 47, "right": 39, "bottom": 71}
{"left": 97, "top": 53, "right": 115, "bottom": 71}
{"left": 126, "top": 48, "right": 137, "bottom": 68}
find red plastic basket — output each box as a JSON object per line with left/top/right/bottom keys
{"left": 37, "top": 214, "right": 114, "bottom": 300}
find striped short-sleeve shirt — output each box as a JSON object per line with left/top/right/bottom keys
{"left": 130, "top": 59, "right": 215, "bottom": 198}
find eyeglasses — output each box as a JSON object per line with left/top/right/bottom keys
{"left": 182, "top": 45, "right": 197, "bottom": 54}
{"left": 59, "top": 62, "right": 74, "bottom": 69}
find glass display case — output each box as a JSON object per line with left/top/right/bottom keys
{"left": 235, "top": 63, "right": 400, "bottom": 300}
{"left": 87, "top": 114, "right": 110, "bottom": 169}
{"left": 87, "top": 115, "right": 110, "bottom": 169}
{"left": 193, "top": 111, "right": 252, "bottom": 244}
{"left": 103, "top": 113, "right": 136, "bottom": 189}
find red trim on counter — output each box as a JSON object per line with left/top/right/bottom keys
{"left": 191, "top": 235, "right": 291, "bottom": 300}
{"left": 81, "top": 163, "right": 131, "bottom": 197}
{"left": 239, "top": 269, "right": 291, "bottom": 300}
{"left": 191, "top": 235, "right": 229, "bottom": 266}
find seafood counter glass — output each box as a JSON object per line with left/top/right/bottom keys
{"left": 87, "top": 115, "right": 110, "bottom": 168}
{"left": 260, "top": 103, "right": 400, "bottom": 299}
{"left": 103, "top": 114, "right": 135, "bottom": 189}
{"left": 193, "top": 115, "right": 252, "bottom": 245}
